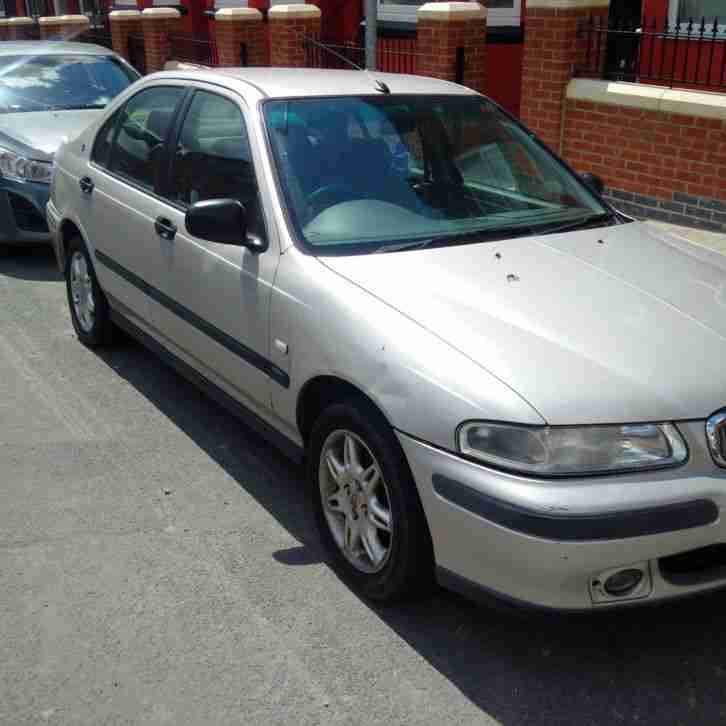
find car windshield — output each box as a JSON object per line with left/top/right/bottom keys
{"left": 264, "top": 95, "right": 612, "bottom": 254}
{"left": 0, "top": 54, "right": 138, "bottom": 114}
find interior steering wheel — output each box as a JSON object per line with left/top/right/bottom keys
{"left": 306, "top": 183, "right": 359, "bottom": 217}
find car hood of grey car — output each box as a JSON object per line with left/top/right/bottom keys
{"left": 0, "top": 109, "right": 101, "bottom": 160}
{"left": 322, "top": 221, "right": 726, "bottom": 425}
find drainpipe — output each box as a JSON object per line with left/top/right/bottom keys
{"left": 365, "top": 0, "right": 376, "bottom": 70}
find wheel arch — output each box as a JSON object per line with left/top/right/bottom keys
{"left": 296, "top": 375, "right": 394, "bottom": 445}
{"left": 58, "top": 218, "right": 83, "bottom": 272}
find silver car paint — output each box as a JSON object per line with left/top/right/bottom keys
{"left": 50, "top": 69, "right": 726, "bottom": 610}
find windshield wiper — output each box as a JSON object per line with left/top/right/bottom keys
{"left": 537, "top": 211, "right": 617, "bottom": 236}
{"left": 378, "top": 226, "right": 534, "bottom": 254}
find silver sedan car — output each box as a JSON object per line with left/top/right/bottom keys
{"left": 47, "top": 68, "right": 726, "bottom": 612}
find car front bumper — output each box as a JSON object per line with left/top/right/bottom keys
{"left": 398, "top": 420, "right": 726, "bottom": 611}
{"left": 0, "top": 177, "right": 51, "bottom": 245}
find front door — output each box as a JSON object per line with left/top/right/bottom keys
{"left": 150, "top": 87, "right": 279, "bottom": 416}
{"left": 605, "top": 0, "right": 643, "bottom": 80}
{"left": 85, "top": 84, "right": 186, "bottom": 328}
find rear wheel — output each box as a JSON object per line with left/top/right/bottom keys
{"left": 65, "top": 235, "right": 114, "bottom": 347}
{"left": 308, "top": 398, "right": 434, "bottom": 602}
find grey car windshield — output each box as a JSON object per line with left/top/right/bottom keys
{"left": 0, "top": 54, "right": 138, "bottom": 113}
{"left": 264, "top": 95, "right": 610, "bottom": 253}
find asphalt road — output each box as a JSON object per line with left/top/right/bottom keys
{"left": 2, "top": 245, "right": 726, "bottom": 726}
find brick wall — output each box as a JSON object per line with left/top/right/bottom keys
{"left": 141, "top": 8, "right": 182, "bottom": 74}
{"left": 213, "top": 9, "right": 267, "bottom": 67}
{"left": 521, "top": 3, "right": 609, "bottom": 153}
{"left": 269, "top": 5, "right": 321, "bottom": 68}
{"left": 416, "top": 3, "right": 487, "bottom": 94}
{"left": 563, "top": 86, "right": 726, "bottom": 232}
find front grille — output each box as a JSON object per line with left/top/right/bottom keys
{"left": 706, "top": 411, "right": 726, "bottom": 468}
{"left": 660, "top": 544, "right": 726, "bottom": 586}
{"left": 8, "top": 192, "right": 48, "bottom": 233}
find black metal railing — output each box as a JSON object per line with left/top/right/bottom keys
{"left": 168, "top": 33, "right": 218, "bottom": 66}
{"left": 577, "top": 15, "right": 726, "bottom": 89}
{"left": 127, "top": 32, "right": 146, "bottom": 75}
{"left": 304, "top": 36, "right": 434, "bottom": 76}
{"left": 81, "top": 29, "right": 113, "bottom": 50}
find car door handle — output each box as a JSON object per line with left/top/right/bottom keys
{"left": 79, "top": 176, "right": 94, "bottom": 195}
{"left": 154, "top": 216, "right": 177, "bottom": 241}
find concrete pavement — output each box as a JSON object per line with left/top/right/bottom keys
{"left": 3, "top": 229, "right": 726, "bottom": 726}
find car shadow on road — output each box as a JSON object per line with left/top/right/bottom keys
{"left": 0, "top": 245, "right": 62, "bottom": 282}
{"left": 94, "top": 339, "right": 726, "bottom": 726}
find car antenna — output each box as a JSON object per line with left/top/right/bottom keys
{"left": 304, "top": 37, "right": 391, "bottom": 94}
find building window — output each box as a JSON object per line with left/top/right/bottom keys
{"left": 669, "top": 0, "right": 725, "bottom": 31}
{"left": 378, "top": 0, "right": 521, "bottom": 28}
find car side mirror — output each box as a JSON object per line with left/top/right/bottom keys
{"left": 581, "top": 172, "right": 605, "bottom": 196}
{"left": 185, "top": 198, "right": 266, "bottom": 252}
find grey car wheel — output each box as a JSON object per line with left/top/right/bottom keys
{"left": 309, "top": 398, "right": 434, "bottom": 602}
{"left": 65, "top": 235, "right": 114, "bottom": 347}
{"left": 319, "top": 429, "right": 394, "bottom": 574}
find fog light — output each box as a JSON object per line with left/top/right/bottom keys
{"left": 604, "top": 568, "right": 644, "bottom": 597}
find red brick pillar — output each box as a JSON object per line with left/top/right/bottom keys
{"left": 520, "top": 0, "right": 610, "bottom": 152}
{"left": 141, "top": 7, "right": 182, "bottom": 74}
{"left": 213, "top": 7, "right": 266, "bottom": 67}
{"left": 39, "top": 14, "right": 90, "bottom": 40}
{"left": 6, "top": 16, "right": 35, "bottom": 39}
{"left": 416, "top": 2, "right": 487, "bottom": 93}
{"left": 110, "top": 10, "right": 142, "bottom": 63}
{"left": 268, "top": 4, "right": 321, "bottom": 67}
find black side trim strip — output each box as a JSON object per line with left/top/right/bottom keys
{"left": 432, "top": 474, "right": 718, "bottom": 541}
{"left": 109, "top": 307, "right": 303, "bottom": 464}
{"left": 95, "top": 249, "right": 290, "bottom": 388}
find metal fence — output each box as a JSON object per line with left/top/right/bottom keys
{"left": 304, "top": 36, "right": 431, "bottom": 77}
{"left": 577, "top": 15, "right": 726, "bottom": 90}
{"left": 168, "top": 33, "right": 218, "bottom": 67}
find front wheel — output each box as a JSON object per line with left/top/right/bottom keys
{"left": 65, "top": 235, "right": 114, "bottom": 347}
{"left": 308, "top": 399, "right": 434, "bottom": 602}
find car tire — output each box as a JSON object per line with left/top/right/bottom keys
{"left": 65, "top": 235, "right": 114, "bottom": 347}
{"left": 308, "top": 398, "right": 434, "bottom": 602}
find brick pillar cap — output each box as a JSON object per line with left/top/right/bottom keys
{"left": 525, "top": 0, "right": 609, "bottom": 8}
{"left": 8, "top": 16, "right": 36, "bottom": 24}
{"left": 0, "top": 18, "right": 11, "bottom": 24}
{"left": 268, "top": 4, "right": 321, "bottom": 19}
{"left": 109, "top": 9, "right": 141, "bottom": 18}
{"left": 417, "top": 2, "right": 486, "bottom": 21}
{"left": 215, "top": 7, "right": 262, "bottom": 21}
{"left": 141, "top": 6, "right": 180, "bottom": 17}
{"left": 39, "top": 14, "right": 90, "bottom": 24}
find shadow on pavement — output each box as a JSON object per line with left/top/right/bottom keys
{"left": 93, "top": 338, "right": 726, "bottom": 726}
{"left": 0, "top": 244, "right": 61, "bottom": 282}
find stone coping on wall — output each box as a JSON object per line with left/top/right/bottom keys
{"left": 39, "top": 14, "right": 90, "bottom": 24}
{"left": 215, "top": 7, "right": 262, "bottom": 21}
{"left": 567, "top": 78, "right": 726, "bottom": 121}
{"left": 526, "top": 0, "right": 609, "bottom": 8}
{"left": 417, "top": 2, "right": 486, "bottom": 21}
{"left": 109, "top": 9, "right": 141, "bottom": 18}
{"left": 268, "top": 4, "right": 320, "bottom": 19}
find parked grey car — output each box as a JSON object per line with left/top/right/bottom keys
{"left": 0, "top": 41, "right": 138, "bottom": 249}
{"left": 47, "top": 68, "right": 726, "bottom": 611}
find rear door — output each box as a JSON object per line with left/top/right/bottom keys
{"left": 84, "top": 84, "right": 186, "bottom": 327}
{"left": 149, "top": 86, "right": 282, "bottom": 415}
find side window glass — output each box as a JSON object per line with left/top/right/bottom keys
{"left": 109, "top": 86, "right": 184, "bottom": 191}
{"left": 170, "top": 91, "right": 264, "bottom": 239}
{"left": 91, "top": 108, "right": 121, "bottom": 169}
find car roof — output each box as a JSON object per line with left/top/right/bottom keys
{"left": 0, "top": 41, "right": 115, "bottom": 57}
{"left": 148, "top": 67, "right": 479, "bottom": 100}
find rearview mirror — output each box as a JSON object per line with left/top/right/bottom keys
{"left": 185, "top": 198, "right": 266, "bottom": 252}
{"left": 581, "top": 172, "right": 605, "bottom": 196}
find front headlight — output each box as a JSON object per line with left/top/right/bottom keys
{"left": 0, "top": 146, "right": 54, "bottom": 184}
{"left": 458, "top": 421, "right": 687, "bottom": 476}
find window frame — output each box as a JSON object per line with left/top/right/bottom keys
{"left": 160, "top": 84, "right": 270, "bottom": 244}
{"left": 668, "top": 0, "right": 726, "bottom": 33}
{"left": 377, "top": 0, "right": 521, "bottom": 28}
{"left": 89, "top": 83, "right": 189, "bottom": 200}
